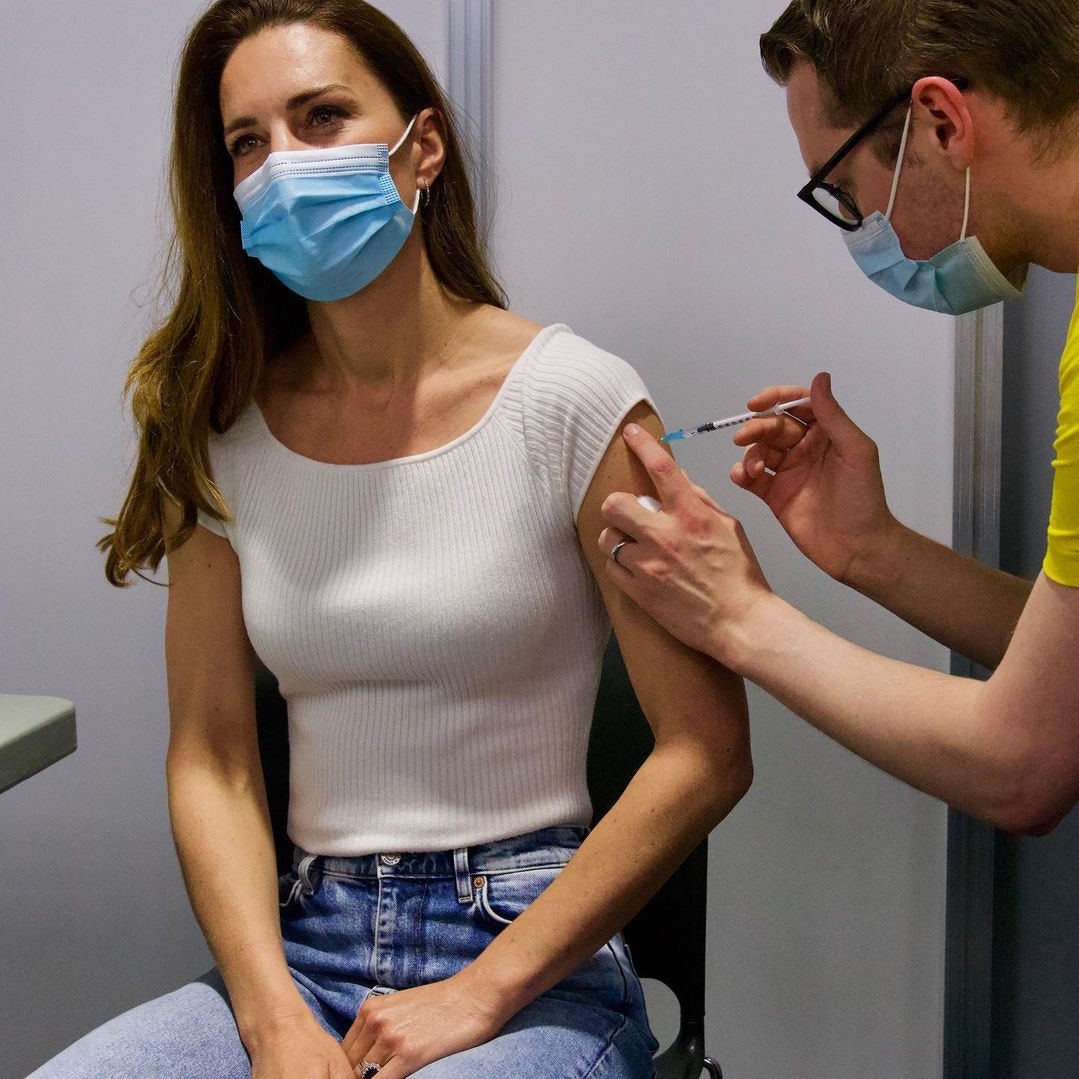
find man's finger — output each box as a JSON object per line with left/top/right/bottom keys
{"left": 745, "top": 443, "right": 787, "bottom": 473}
{"left": 603, "top": 548, "right": 642, "bottom": 589}
{"left": 745, "top": 384, "right": 812, "bottom": 414}
{"left": 599, "top": 493, "right": 650, "bottom": 539}
{"left": 622, "top": 423, "right": 693, "bottom": 504}
{"left": 597, "top": 526, "right": 622, "bottom": 553}
{"left": 730, "top": 458, "right": 774, "bottom": 501}
{"left": 809, "top": 371, "right": 863, "bottom": 447}
{"left": 733, "top": 412, "right": 813, "bottom": 450}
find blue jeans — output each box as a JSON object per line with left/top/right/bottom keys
{"left": 26, "top": 827, "right": 657, "bottom": 1078}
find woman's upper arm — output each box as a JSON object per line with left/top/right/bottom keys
{"left": 577, "top": 403, "right": 751, "bottom": 770}
{"left": 163, "top": 503, "right": 257, "bottom": 769}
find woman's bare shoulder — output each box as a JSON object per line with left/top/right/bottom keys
{"left": 461, "top": 306, "right": 538, "bottom": 358}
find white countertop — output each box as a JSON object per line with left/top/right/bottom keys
{"left": 0, "top": 695, "right": 77, "bottom": 793}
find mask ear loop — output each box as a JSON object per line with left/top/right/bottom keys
{"left": 392, "top": 115, "right": 426, "bottom": 216}
{"left": 885, "top": 106, "right": 913, "bottom": 221}
{"left": 389, "top": 114, "right": 419, "bottom": 158}
{"left": 959, "top": 166, "right": 972, "bottom": 241}
{"left": 397, "top": 115, "right": 429, "bottom": 214}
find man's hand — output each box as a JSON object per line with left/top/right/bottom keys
{"left": 731, "top": 372, "right": 901, "bottom": 587}
{"left": 598, "top": 424, "right": 772, "bottom": 665}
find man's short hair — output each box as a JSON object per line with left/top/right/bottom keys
{"left": 761, "top": 0, "right": 1079, "bottom": 157}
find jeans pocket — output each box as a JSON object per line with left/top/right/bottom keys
{"left": 474, "top": 864, "right": 565, "bottom": 928}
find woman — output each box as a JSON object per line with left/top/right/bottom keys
{"left": 33, "top": 2, "right": 751, "bottom": 1078}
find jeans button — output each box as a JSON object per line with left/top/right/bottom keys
{"left": 473, "top": 876, "right": 486, "bottom": 889}
{"left": 380, "top": 853, "right": 401, "bottom": 866}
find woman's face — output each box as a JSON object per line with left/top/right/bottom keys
{"left": 219, "top": 22, "right": 414, "bottom": 189}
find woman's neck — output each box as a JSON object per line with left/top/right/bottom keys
{"left": 302, "top": 236, "right": 474, "bottom": 391}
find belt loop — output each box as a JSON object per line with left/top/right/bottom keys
{"left": 454, "top": 847, "right": 473, "bottom": 905}
{"left": 297, "top": 853, "right": 320, "bottom": 895}
{"left": 282, "top": 876, "right": 303, "bottom": 908}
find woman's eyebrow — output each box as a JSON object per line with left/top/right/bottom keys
{"left": 223, "top": 84, "right": 353, "bottom": 137}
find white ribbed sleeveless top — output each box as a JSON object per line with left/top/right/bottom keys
{"left": 199, "top": 326, "right": 653, "bottom": 856}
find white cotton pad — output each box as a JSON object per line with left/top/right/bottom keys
{"left": 637, "top": 496, "right": 661, "bottom": 513}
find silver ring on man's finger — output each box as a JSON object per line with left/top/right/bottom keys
{"left": 609, "top": 539, "right": 630, "bottom": 567}
{"left": 358, "top": 1063, "right": 381, "bottom": 1079}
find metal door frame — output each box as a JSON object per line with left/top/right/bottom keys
{"left": 446, "top": 0, "right": 493, "bottom": 232}
{"left": 945, "top": 305, "right": 1006, "bottom": 1078}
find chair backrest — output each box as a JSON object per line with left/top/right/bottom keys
{"left": 254, "top": 669, "right": 291, "bottom": 877}
{"left": 254, "top": 636, "right": 711, "bottom": 1071}
{"left": 587, "top": 638, "right": 711, "bottom": 1073}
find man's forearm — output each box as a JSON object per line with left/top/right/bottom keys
{"left": 850, "top": 521, "right": 1032, "bottom": 669}
{"left": 716, "top": 592, "right": 1031, "bottom": 824}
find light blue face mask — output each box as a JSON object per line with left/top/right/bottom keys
{"left": 843, "top": 107, "right": 1026, "bottom": 315}
{"left": 234, "top": 116, "right": 421, "bottom": 303}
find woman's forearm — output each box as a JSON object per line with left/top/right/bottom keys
{"left": 850, "top": 521, "right": 1032, "bottom": 669}
{"left": 167, "top": 749, "right": 310, "bottom": 1048}
{"left": 453, "top": 737, "right": 752, "bottom": 1020}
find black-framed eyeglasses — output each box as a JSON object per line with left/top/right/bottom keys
{"left": 797, "top": 77, "right": 969, "bottom": 232}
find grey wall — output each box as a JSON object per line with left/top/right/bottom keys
{"left": 994, "top": 267, "right": 1079, "bottom": 1079}
{"left": 3, "top": 3, "right": 950, "bottom": 1078}
{"left": 2, "top": 5, "right": 210, "bottom": 1075}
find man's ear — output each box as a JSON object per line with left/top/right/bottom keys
{"left": 912, "top": 76, "right": 975, "bottom": 170}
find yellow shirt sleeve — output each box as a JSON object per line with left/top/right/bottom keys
{"left": 1043, "top": 275, "right": 1079, "bottom": 586}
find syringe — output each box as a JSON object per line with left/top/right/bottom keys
{"left": 661, "top": 396, "right": 811, "bottom": 443}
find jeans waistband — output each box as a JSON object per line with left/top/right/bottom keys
{"left": 292, "top": 825, "right": 586, "bottom": 893}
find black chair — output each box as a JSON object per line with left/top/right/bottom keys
{"left": 587, "top": 640, "right": 723, "bottom": 1079}
{"left": 255, "top": 637, "right": 722, "bottom": 1079}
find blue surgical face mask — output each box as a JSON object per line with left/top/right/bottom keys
{"left": 843, "top": 107, "right": 1026, "bottom": 315}
{"left": 234, "top": 116, "right": 421, "bottom": 303}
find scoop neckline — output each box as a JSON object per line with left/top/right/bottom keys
{"left": 249, "top": 323, "right": 568, "bottom": 471}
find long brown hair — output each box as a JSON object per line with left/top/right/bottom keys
{"left": 101, "top": 0, "right": 506, "bottom": 586}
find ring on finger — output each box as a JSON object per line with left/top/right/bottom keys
{"left": 358, "top": 1062, "right": 382, "bottom": 1079}
{"left": 609, "top": 538, "right": 630, "bottom": 566}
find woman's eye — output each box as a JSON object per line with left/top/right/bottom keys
{"left": 229, "top": 134, "right": 260, "bottom": 159}
{"left": 309, "top": 105, "right": 347, "bottom": 128}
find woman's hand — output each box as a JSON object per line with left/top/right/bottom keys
{"left": 730, "top": 372, "right": 901, "bottom": 587}
{"left": 598, "top": 425, "right": 773, "bottom": 665}
{"left": 247, "top": 1013, "right": 357, "bottom": 1079}
{"left": 342, "top": 976, "right": 506, "bottom": 1079}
